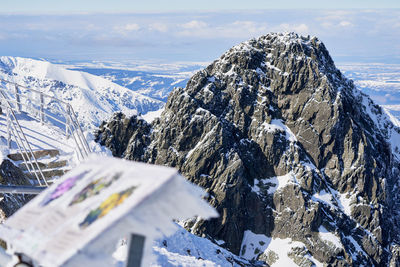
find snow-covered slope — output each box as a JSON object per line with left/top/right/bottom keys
{"left": 0, "top": 57, "right": 164, "bottom": 130}
{"left": 151, "top": 225, "right": 251, "bottom": 267}
{"left": 113, "top": 224, "right": 250, "bottom": 267}
{"left": 60, "top": 60, "right": 205, "bottom": 102}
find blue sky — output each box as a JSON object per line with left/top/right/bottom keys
{"left": 0, "top": 8, "right": 399, "bottom": 64}
{"left": 1, "top": 0, "right": 399, "bottom": 13}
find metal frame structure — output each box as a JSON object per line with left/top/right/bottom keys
{"left": 0, "top": 78, "right": 91, "bottom": 161}
{"left": 0, "top": 78, "right": 91, "bottom": 186}
{"left": 0, "top": 185, "right": 45, "bottom": 194}
{"left": 0, "top": 91, "right": 47, "bottom": 186}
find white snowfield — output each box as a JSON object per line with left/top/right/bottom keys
{"left": 113, "top": 224, "right": 251, "bottom": 267}
{"left": 240, "top": 230, "right": 323, "bottom": 267}
{"left": 0, "top": 56, "right": 164, "bottom": 130}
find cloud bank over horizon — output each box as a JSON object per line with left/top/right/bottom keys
{"left": 0, "top": 10, "right": 399, "bottom": 64}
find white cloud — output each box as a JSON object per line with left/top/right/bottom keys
{"left": 177, "top": 20, "right": 269, "bottom": 39}
{"left": 114, "top": 23, "right": 140, "bottom": 36}
{"left": 321, "top": 22, "right": 333, "bottom": 28}
{"left": 149, "top": 23, "right": 168, "bottom": 33}
{"left": 232, "top": 21, "right": 268, "bottom": 33}
{"left": 275, "top": 23, "right": 309, "bottom": 34}
{"left": 338, "top": 21, "right": 353, "bottom": 27}
{"left": 86, "top": 24, "right": 99, "bottom": 31}
{"left": 317, "top": 10, "right": 357, "bottom": 29}
{"left": 181, "top": 20, "right": 207, "bottom": 30}
{"left": 123, "top": 23, "right": 140, "bottom": 31}
{"left": 316, "top": 10, "right": 355, "bottom": 22}
{"left": 216, "top": 21, "right": 269, "bottom": 38}
{"left": 320, "top": 20, "right": 354, "bottom": 29}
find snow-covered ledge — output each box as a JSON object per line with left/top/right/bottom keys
{"left": 0, "top": 155, "right": 218, "bottom": 267}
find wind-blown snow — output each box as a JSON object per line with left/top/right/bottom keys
{"left": 240, "top": 230, "right": 323, "bottom": 266}
{"left": 152, "top": 225, "right": 249, "bottom": 267}
{"left": 312, "top": 190, "right": 335, "bottom": 209}
{"left": 318, "top": 226, "right": 343, "bottom": 249}
{"left": 142, "top": 108, "right": 164, "bottom": 123}
{"left": 113, "top": 223, "right": 249, "bottom": 267}
{"left": 345, "top": 236, "right": 369, "bottom": 259}
{"left": 260, "top": 119, "right": 297, "bottom": 142}
{"left": 355, "top": 89, "right": 400, "bottom": 160}
{"left": 252, "top": 172, "right": 296, "bottom": 195}
{"left": 338, "top": 192, "right": 353, "bottom": 217}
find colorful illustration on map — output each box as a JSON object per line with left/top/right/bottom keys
{"left": 79, "top": 186, "right": 136, "bottom": 229}
{"left": 69, "top": 172, "right": 122, "bottom": 206}
{"left": 40, "top": 171, "right": 89, "bottom": 206}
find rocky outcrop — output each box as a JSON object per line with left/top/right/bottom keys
{"left": 95, "top": 113, "right": 152, "bottom": 160}
{"left": 96, "top": 33, "right": 400, "bottom": 266}
{"left": 0, "top": 159, "right": 34, "bottom": 222}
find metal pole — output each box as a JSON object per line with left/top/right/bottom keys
{"left": 6, "top": 107, "right": 11, "bottom": 148}
{"left": 66, "top": 104, "right": 70, "bottom": 139}
{"left": 15, "top": 85, "right": 21, "bottom": 112}
{"left": 0, "top": 185, "right": 46, "bottom": 194}
{"left": 40, "top": 93, "right": 44, "bottom": 125}
{"left": 126, "top": 234, "right": 145, "bottom": 267}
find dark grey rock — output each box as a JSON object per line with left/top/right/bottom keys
{"left": 95, "top": 112, "right": 151, "bottom": 160}
{"left": 0, "top": 159, "right": 34, "bottom": 221}
{"left": 96, "top": 33, "right": 400, "bottom": 266}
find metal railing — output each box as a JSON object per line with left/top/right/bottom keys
{"left": 0, "top": 78, "right": 91, "bottom": 161}
{"left": 0, "top": 185, "right": 46, "bottom": 194}
{"left": 0, "top": 91, "right": 47, "bottom": 186}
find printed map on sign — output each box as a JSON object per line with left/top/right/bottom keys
{"left": 0, "top": 155, "right": 179, "bottom": 267}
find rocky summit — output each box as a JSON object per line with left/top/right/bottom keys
{"left": 96, "top": 33, "right": 400, "bottom": 266}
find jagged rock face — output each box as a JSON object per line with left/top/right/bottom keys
{"left": 96, "top": 33, "right": 400, "bottom": 266}
{"left": 0, "top": 159, "right": 34, "bottom": 222}
{"left": 95, "top": 113, "right": 152, "bottom": 160}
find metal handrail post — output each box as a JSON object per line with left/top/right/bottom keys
{"left": 9, "top": 126, "right": 39, "bottom": 185}
{"left": 69, "top": 108, "right": 91, "bottom": 154}
{"left": 0, "top": 185, "right": 46, "bottom": 194}
{"left": 40, "top": 92, "right": 44, "bottom": 124}
{"left": 68, "top": 116, "right": 88, "bottom": 157}
{"left": 66, "top": 104, "right": 70, "bottom": 139}
{"left": 9, "top": 122, "right": 44, "bottom": 186}
{"left": 0, "top": 91, "right": 47, "bottom": 186}
{"left": 15, "top": 85, "right": 21, "bottom": 112}
{"left": 1, "top": 78, "right": 92, "bottom": 161}
{"left": 6, "top": 107, "right": 11, "bottom": 148}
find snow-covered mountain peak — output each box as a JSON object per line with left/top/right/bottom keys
{"left": 97, "top": 33, "right": 400, "bottom": 265}
{"left": 0, "top": 56, "right": 164, "bottom": 129}
{"left": 221, "top": 32, "right": 320, "bottom": 59}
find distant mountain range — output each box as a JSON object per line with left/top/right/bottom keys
{"left": 70, "top": 66, "right": 197, "bottom": 102}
